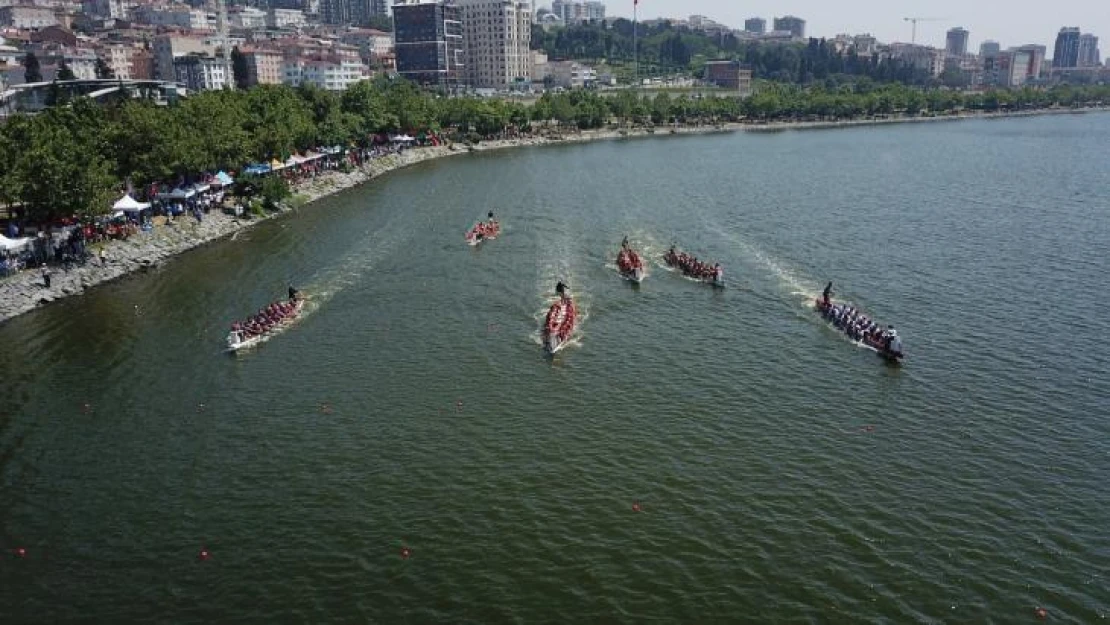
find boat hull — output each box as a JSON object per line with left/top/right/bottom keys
{"left": 619, "top": 266, "right": 645, "bottom": 283}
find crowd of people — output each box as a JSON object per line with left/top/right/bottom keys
{"left": 617, "top": 237, "right": 643, "bottom": 274}
{"left": 228, "top": 288, "right": 302, "bottom": 347}
{"left": 544, "top": 281, "right": 577, "bottom": 344}
{"left": 819, "top": 283, "right": 902, "bottom": 356}
{"left": 664, "top": 247, "right": 722, "bottom": 282}
{"left": 466, "top": 212, "right": 500, "bottom": 243}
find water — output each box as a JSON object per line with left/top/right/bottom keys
{"left": 2, "top": 114, "right": 1108, "bottom": 622}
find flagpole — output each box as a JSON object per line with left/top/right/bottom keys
{"left": 633, "top": 0, "right": 638, "bottom": 89}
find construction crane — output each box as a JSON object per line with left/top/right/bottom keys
{"left": 903, "top": 17, "right": 945, "bottom": 44}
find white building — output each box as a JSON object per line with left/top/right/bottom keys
{"left": 283, "top": 56, "right": 365, "bottom": 91}
{"left": 173, "top": 53, "right": 228, "bottom": 91}
{"left": 82, "top": 0, "right": 126, "bottom": 20}
{"left": 131, "top": 5, "right": 212, "bottom": 31}
{"left": 153, "top": 34, "right": 216, "bottom": 81}
{"left": 547, "top": 60, "right": 595, "bottom": 88}
{"left": 853, "top": 33, "right": 877, "bottom": 55}
{"left": 340, "top": 28, "right": 393, "bottom": 64}
{"left": 0, "top": 6, "right": 58, "bottom": 29}
{"left": 100, "top": 43, "right": 136, "bottom": 80}
{"left": 229, "top": 7, "right": 267, "bottom": 30}
{"left": 457, "top": 0, "right": 531, "bottom": 90}
{"left": 268, "top": 8, "right": 305, "bottom": 29}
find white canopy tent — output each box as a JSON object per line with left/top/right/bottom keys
{"left": 0, "top": 234, "right": 32, "bottom": 252}
{"left": 113, "top": 194, "right": 151, "bottom": 212}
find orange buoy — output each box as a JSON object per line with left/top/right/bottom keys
{"left": 14, "top": 547, "right": 26, "bottom": 558}
{"left": 1035, "top": 607, "right": 1047, "bottom": 619}
{"left": 198, "top": 549, "right": 211, "bottom": 561}
{"left": 632, "top": 502, "right": 642, "bottom": 512}
{"left": 400, "top": 546, "right": 411, "bottom": 559}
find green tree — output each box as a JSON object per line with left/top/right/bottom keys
{"left": 95, "top": 57, "right": 115, "bottom": 80}
{"left": 230, "top": 46, "right": 249, "bottom": 90}
{"left": 3, "top": 103, "right": 116, "bottom": 220}
{"left": 298, "top": 85, "right": 357, "bottom": 147}
{"left": 23, "top": 52, "right": 42, "bottom": 83}
{"left": 341, "top": 79, "right": 397, "bottom": 138}
{"left": 57, "top": 61, "right": 77, "bottom": 81}
{"left": 243, "top": 85, "right": 316, "bottom": 157}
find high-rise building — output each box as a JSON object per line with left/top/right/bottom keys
{"left": 1078, "top": 33, "right": 1100, "bottom": 67}
{"left": 319, "top": 0, "right": 389, "bottom": 26}
{"left": 1014, "top": 44, "right": 1046, "bottom": 80}
{"left": 457, "top": 0, "right": 531, "bottom": 90}
{"left": 393, "top": 0, "right": 464, "bottom": 89}
{"left": 744, "top": 17, "right": 765, "bottom": 34}
{"left": 1052, "top": 27, "right": 1080, "bottom": 68}
{"left": 550, "top": 0, "right": 601, "bottom": 25}
{"left": 946, "top": 27, "right": 969, "bottom": 57}
{"left": 583, "top": 1, "right": 604, "bottom": 22}
{"left": 979, "top": 40, "right": 1000, "bottom": 57}
{"left": 772, "top": 15, "right": 805, "bottom": 39}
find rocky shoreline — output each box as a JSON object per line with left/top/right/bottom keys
{"left": 2, "top": 105, "right": 1106, "bottom": 324}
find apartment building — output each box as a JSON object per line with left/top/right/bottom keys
{"left": 457, "top": 0, "right": 530, "bottom": 90}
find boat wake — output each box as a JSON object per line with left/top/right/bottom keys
{"left": 710, "top": 225, "right": 815, "bottom": 303}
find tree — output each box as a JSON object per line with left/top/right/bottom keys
{"left": 95, "top": 57, "right": 115, "bottom": 80}
{"left": 342, "top": 79, "right": 397, "bottom": 138}
{"left": 230, "top": 46, "right": 249, "bottom": 90}
{"left": 23, "top": 52, "right": 42, "bottom": 83}
{"left": 57, "top": 61, "right": 77, "bottom": 81}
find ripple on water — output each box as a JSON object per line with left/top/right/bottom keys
{"left": 1, "top": 115, "right": 1109, "bottom": 622}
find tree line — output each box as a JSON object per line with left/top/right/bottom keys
{"left": 1, "top": 78, "right": 1107, "bottom": 223}
{"left": 534, "top": 21, "right": 944, "bottom": 86}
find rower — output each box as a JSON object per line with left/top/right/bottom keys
{"left": 556, "top": 281, "right": 569, "bottom": 299}
{"left": 621, "top": 236, "right": 629, "bottom": 249}
{"left": 884, "top": 326, "right": 899, "bottom": 351}
{"left": 888, "top": 328, "right": 903, "bottom": 355}
{"left": 288, "top": 285, "right": 299, "bottom": 301}
{"left": 823, "top": 281, "right": 833, "bottom": 306}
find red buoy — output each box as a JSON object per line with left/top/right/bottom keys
{"left": 400, "top": 546, "right": 411, "bottom": 559}
{"left": 14, "top": 547, "right": 26, "bottom": 558}
{"left": 632, "top": 502, "right": 642, "bottom": 512}
{"left": 1035, "top": 607, "right": 1047, "bottom": 619}
{"left": 198, "top": 549, "right": 211, "bottom": 561}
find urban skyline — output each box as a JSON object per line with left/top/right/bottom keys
{"left": 601, "top": 0, "right": 1107, "bottom": 56}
